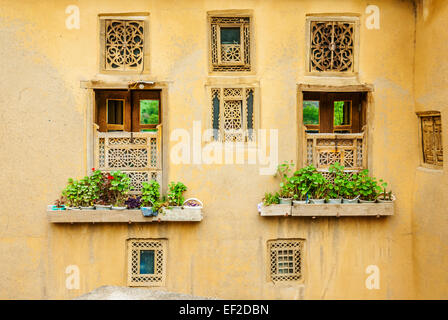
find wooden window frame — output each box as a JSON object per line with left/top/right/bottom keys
{"left": 305, "top": 14, "right": 360, "bottom": 77}
{"left": 98, "top": 13, "right": 150, "bottom": 74}
{"left": 127, "top": 239, "right": 167, "bottom": 287}
{"left": 267, "top": 239, "right": 305, "bottom": 284}
{"left": 417, "top": 111, "right": 443, "bottom": 170}
{"left": 207, "top": 10, "right": 254, "bottom": 74}
{"left": 207, "top": 85, "right": 260, "bottom": 143}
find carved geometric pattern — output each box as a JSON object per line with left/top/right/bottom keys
{"left": 210, "top": 16, "right": 251, "bottom": 72}
{"left": 96, "top": 132, "right": 162, "bottom": 194}
{"left": 421, "top": 115, "right": 443, "bottom": 166}
{"left": 99, "top": 138, "right": 105, "bottom": 168}
{"left": 211, "top": 87, "right": 255, "bottom": 142}
{"left": 223, "top": 100, "right": 243, "bottom": 142}
{"left": 305, "top": 133, "right": 365, "bottom": 170}
{"left": 268, "top": 239, "right": 304, "bottom": 283}
{"left": 127, "top": 239, "right": 166, "bottom": 287}
{"left": 105, "top": 20, "right": 144, "bottom": 71}
{"left": 310, "top": 21, "right": 355, "bottom": 72}
{"left": 221, "top": 44, "right": 241, "bottom": 62}
{"left": 318, "top": 151, "right": 341, "bottom": 166}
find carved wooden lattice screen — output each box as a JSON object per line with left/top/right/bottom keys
{"left": 210, "top": 16, "right": 251, "bottom": 72}
{"left": 95, "top": 128, "right": 162, "bottom": 194}
{"left": 268, "top": 239, "right": 304, "bottom": 283}
{"left": 127, "top": 239, "right": 166, "bottom": 287}
{"left": 421, "top": 115, "right": 443, "bottom": 166}
{"left": 303, "top": 131, "right": 366, "bottom": 177}
{"left": 104, "top": 20, "right": 144, "bottom": 71}
{"left": 310, "top": 21, "right": 355, "bottom": 72}
{"left": 211, "top": 87, "right": 255, "bottom": 142}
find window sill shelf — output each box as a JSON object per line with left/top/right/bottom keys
{"left": 47, "top": 207, "right": 203, "bottom": 224}
{"left": 260, "top": 201, "right": 394, "bottom": 217}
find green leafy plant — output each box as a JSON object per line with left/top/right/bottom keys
{"left": 377, "top": 181, "right": 392, "bottom": 201}
{"left": 309, "top": 171, "right": 329, "bottom": 199}
{"left": 353, "top": 170, "right": 382, "bottom": 201}
{"left": 277, "top": 161, "right": 295, "bottom": 199}
{"left": 263, "top": 192, "right": 280, "bottom": 206}
{"left": 291, "top": 165, "right": 317, "bottom": 201}
{"left": 141, "top": 180, "right": 161, "bottom": 207}
{"left": 327, "top": 162, "right": 347, "bottom": 199}
{"left": 109, "top": 171, "right": 131, "bottom": 206}
{"left": 167, "top": 181, "right": 187, "bottom": 206}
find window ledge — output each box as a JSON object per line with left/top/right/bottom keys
{"left": 47, "top": 207, "right": 203, "bottom": 224}
{"left": 260, "top": 201, "right": 394, "bottom": 217}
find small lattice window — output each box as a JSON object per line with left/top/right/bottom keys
{"left": 101, "top": 18, "right": 145, "bottom": 72}
{"left": 418, "top": 112, "right": 443, "bottom": 167}
{"left": 127, "top": 239, "right": 167, "bottom": 287}
{"left": 268, "top": 239, "right": 304, "bottom": 283}
{"left": 209, "top": 16, "right": 251, "bottom": 72}
{"left": 210, "top": 87, "right": 255, "bottom": 142}
{"left": 308, "top": 18, "right": 358, "bottom": 73}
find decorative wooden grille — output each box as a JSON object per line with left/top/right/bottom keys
{"left": 268, "top": 239, "right": 304, "bottom": 283}
{"left": 211, "top": 87, "right": 255, "bottom": 142}
{"left": 420, "top": 114, "right": 443, "bottom": 166}
{"left": 304, "top": 132, "right": 366, "bottom": 171}
{"left": 310, "top": 21, "right": 355, "bottom": 72}
{"left": 95, "top": 129, "right": 162, "bottom": 194}
{"left": 104, "top": 20, "right": 144, "bottom": 71}
{"left": 127, "top": 239, "right": 166, "bottom": 287}
{"left": 210, "top": 16, "right": 251, "bottom": 72}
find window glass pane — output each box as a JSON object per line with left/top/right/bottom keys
{"left": 139, "top": 250, "right": 155, "bottom": 274}
{"left": 303, "top": 101, "right": 319, "bottom": 125}
{"left": 334, "top": 101, "right": 351, "bottom": 126}
{"left": 140, "top": 100, "right": 159, "bottom": 125}
{"left": 107, "top": 100, "right": 124, "bottom": 125}
{"left": 220, "top": 27, "right": 240, "bottom": 44}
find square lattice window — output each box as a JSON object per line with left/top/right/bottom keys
{"left": 417, "top": 112, "right": 443, "bottom": 168}
{"left": 306, "top": 16, "right": 359, "bottom": 74}
{"left": 268, "top": 239, "right": 304, "bottom": 283}
{"left": 209, "top": 15, "right": 251, "bottom": 72}
{"left": 210, "top": 87, "right": 256, "bottom": 142}
{"left": 127, "top": 239, "right": 167, "bottom": 287}
{"left": 99, "top": 15, "right": 147, "bottom": 72}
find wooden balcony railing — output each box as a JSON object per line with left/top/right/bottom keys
{"left": 94, "top": 125, "right": 162, "bottom": 194}
{"left": 303, "top": 131, "right": 366, "bottom": 172}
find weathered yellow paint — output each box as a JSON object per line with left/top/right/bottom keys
{"left": 0, "top": 0, "right": 445, "bottom": 299}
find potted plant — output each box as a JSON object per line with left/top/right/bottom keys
{"left": 354, "top": 170, "right": 382, "bottom": 203}
{"left": 109, "top": 171, "right": 131, "bottom": 210}
{"left": 62, "top": 178, "right": 81, "bottom": 210}
{"left": 51, "top": 196, "right": 66, "bottom": 211}
{"left": 277, "top": 161, "right": 295, "bottom": 205}
{"left": 377, "top": 181, "right": 393, "bottom": 203}
{"left": 125, "top": 196, "right": 142, "bottom": 209}
{"left": 167, "top": 181, "right": 187, "bottom": 207}
{"left": 183, "top": 198, "right": 203, "bottom": 209}
{"left": 341, "top": 177, "right": 359, "bottom": 204}
{"left": 326, "top": 163, "right": 347, "bottom": 204}
{"left": 291, "top": 165, "right": 315, "bottom": 204}
{"left": 309, "top": 171, "right": 328, "bottom": 204}
{"left": 262, "top": 192, "right": 280, "bottom": 206}
{"left": 140, "top": 180, "right": 161, "bottom": 216}
{"left": 78, "top": 176, "right": 96, "bottom": 210}
{"left": 91, "top": 169, "right": 112, "bottom": 210}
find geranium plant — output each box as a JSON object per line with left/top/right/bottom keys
{"left": 109, "top": 171, "right": 131, "bottom": 207}
{"left": 353, "top": 170, "right": 382, "bottom": 201}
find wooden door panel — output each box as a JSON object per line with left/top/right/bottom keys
{"left": 131, "top": 90, "right": 162, "bottom": 132}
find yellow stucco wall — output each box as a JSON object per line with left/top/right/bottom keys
{"left": 0, "top": 0, "right": 444, "bottom": 299}
{"left": 413, "top": 0, "right": 448, "bottom": 299}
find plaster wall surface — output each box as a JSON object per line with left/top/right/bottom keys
{"left": 0, "top": 0, "right": 442, "bottom": 299}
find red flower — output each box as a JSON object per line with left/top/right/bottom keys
{"left": 107, "top": 175, "right": 114, "bottom": 180}
{"left": 92, "top": 168, "right": 95, "bottom": 171}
